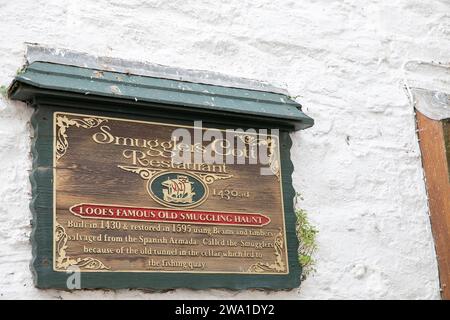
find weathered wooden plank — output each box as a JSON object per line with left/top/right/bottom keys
{"left": 28, "top": 104, "right": 302, "bottom": 290}
{"left": 416, "top": 111, "right": 450, "bottom": 299}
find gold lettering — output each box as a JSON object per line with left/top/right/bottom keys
{"left": 123, "top": 149, "right": 149, "bottom": 166}
{"left": 92, "top": 125, "right": 114, "bottom": 144}
{"left": 114, "top": 136, "right": 137, "bottom": 147}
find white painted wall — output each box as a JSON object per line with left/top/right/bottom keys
{"left": 0, "top": 0, "right": 447, "bottom": 299}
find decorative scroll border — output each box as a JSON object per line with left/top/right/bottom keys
{"left": 54, "top": 223, "right": 109, "bottom": 271}
{"left": 118, "top": 165, "right": 234, "bottom": 185}
{"left": 54, "top": 114, "right": 109, "bottom": 271}
{"left": 247, "top": 228, "right": 286, "bottom": 273}
{"left": 55, "top": 115, "right": 107, "bottom": 162}
{"left": 236, "top": 133, "right": 280, "bottom": 180}
{"left": 117, "top": 165, "right": 166, "bottom": 180}
{"left": 51, "top": 111, "right": 290, "bottom": 276}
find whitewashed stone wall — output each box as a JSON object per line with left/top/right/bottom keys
{"left": 0, "top": 0, "right": 448, "bottom": 299}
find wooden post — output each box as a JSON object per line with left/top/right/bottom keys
{"left": 416, "top": 110, "right": 450, "bottom": 299}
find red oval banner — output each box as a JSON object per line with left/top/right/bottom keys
{"left": 69, "top": 203, "right": 271, "bottom": 227}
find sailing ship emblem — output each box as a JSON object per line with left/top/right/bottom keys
{"left": 161, "top": 175, "right": 195, "bottom": 204}
{"left": 147, "top": 171, "right": 208, "bottom": 208}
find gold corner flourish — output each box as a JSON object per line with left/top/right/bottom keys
{"left": 247, "top": 228, "right": 286, "bottom": 273}
{"left": 55, "top": 115, "right": 107, "bottom": 162}
{"left": 236, "top": 133, "right": 280, "bottom": 181}
{"left": 118, "top": 165, "right": 233, "bottom": 184}
{"left": 259, "top": 136, "right": 280, "bottom": 181}
{"left": 118, "top": 165, "right": 166, "bottom": 180}
{"left": 55, "top": 222, "right": 109, "bottom": 271}
{"left": 194, "top": 172, "right": 233, "bottom": 184}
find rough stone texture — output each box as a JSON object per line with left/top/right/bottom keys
{"left": 0, "top": 0, "right": 448, "bottom": 299}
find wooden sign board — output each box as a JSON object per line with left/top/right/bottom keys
{"left": 28, "top": 107, "right": 301, "bottom": 290}
{"left": 54, "top": 111, "right": 288, "bottom": 275}
{"left": 9, "top": 60, "right": 313, "bottom": 290}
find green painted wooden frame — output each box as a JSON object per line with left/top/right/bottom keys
{"left": 9, "top": 62, "right": 313, "bottom": 290}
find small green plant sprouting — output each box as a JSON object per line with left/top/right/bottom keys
{"left": 0, "top": 85, "right": 8, "bottom": 97}
{"left": 16, "top": 66, "right": 26, "bottom": 76}
{"left": 295, "top": 193, "right": 318, "bottom": 280}
{"left": 288, "top": 94, "right": 303, "bottom": 100}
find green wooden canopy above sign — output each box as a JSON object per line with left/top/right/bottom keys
{"left": 8, "top": 47, "right": 313, "bottom": 290}
{"left": 9, "top": 61, "right": 313, "bottom": 131}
